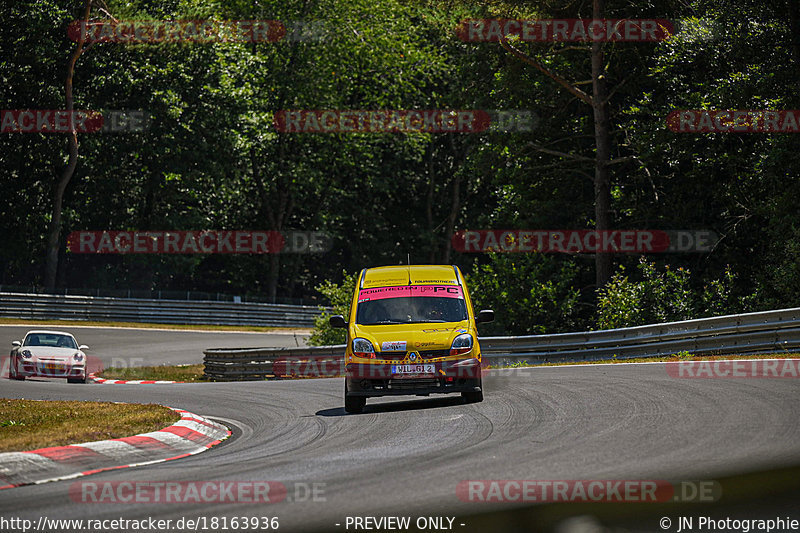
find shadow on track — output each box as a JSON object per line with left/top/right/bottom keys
{"left": 316, "top": 395, "right": 465, "bottom": 417}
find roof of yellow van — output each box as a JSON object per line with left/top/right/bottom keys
{"left": 362, "top": 265, "right": 459, "bottom": 288}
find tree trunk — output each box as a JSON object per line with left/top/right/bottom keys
{"left": 789, "top": 0, "right": 800, "bottom": 66}
{"left": 591, "top": 0, "right": 613, "bottom": 289}
{"left": 44, "top": 0, "right": 91, "bottom": 289}
{"left": 425, "top": 146, "right": 436, "bottom": 263}
{"left": 441, "top": 174, "right": 460, "bottom": 264}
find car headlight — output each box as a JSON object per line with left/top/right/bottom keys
{"left": 21, "top": 350, "right": 32, "bottom": 358}
{"left": 73, "top": 353, "right": 84, "bottom": 362}
{"left": 352, "top": 338, "right": 376, "bottom": 359}
{"left": 450, "top": 333, "right": 473, "bottom": 356}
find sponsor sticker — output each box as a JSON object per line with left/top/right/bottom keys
{"left": 381, "top": 341, "right": 407, "bottom": 352}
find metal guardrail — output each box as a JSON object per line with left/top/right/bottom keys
{"left": 203, "top": 345, "right": 344, "bottom": 380}
{"left": 0, "top": 285, "right": 315, "bottom": 306}
{"left": 482, "top": 307, "right": 800, "bottom": 363}
{"left": 0, "top": 292, "right": 324, "bottom": 328}
{"left": 203, "top": 307, "right": 800, "bottom": 380}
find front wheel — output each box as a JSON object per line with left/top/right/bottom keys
{"left": 462, "top": 390, "right": 483, "bottom": 403}
{"left": 462, "top": 378, "right": 483, "bottom": 403}
{"left": 9, "top": 359, "right": 24, "bottom": 381}
{"left": 344, "top": 381, "right": 366, "bottom": 414}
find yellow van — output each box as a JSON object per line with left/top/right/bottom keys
{"left": 329, "top": 265, "right": 493, "bottom": 413}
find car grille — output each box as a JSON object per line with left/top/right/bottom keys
{"left": 378, "top": 351, "right": 407, "bottom": 361}
{"left": 419, "top": 349, "right": 450, "bottom": 359}
{"left": 378, "top": 349, "right": 450, "bottom": 360}
{"left": 388, "top": 378, "right": 440, "bottom": 390}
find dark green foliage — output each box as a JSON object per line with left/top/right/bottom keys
{"left": 597, "top": 259, "right": 743, "bottom": 329}
{"left": 1, "top": 0, "right": 798, "bottom": 333}
{"left": 466, "top": 253, "right": 585, "bottom": 336}
{"left": 308, "top": 270, "right": 357, "bottom": 346}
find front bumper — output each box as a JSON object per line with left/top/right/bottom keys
{"left": 346, "top": 358, "right": 482, "bottom": 397}
{"left": 16, "top": 358, "right": 85, "bottom": 379}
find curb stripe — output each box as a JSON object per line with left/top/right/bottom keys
{"left": 28, "top": 446, "right": 105, "bottom": 464}
{"left": 113, "top": 435, "right": 173, "bottom": 451}
{"left": 158, "top": 426, "right": 214, "bottom": 445}
{"left": 0, "top": 408, "right": 230, "bottom": 490}
{"left": 88, "top": 373, "right": 182, "bottom": 385}
{"left": 70, "top": 440, "right": 139, "bottom": 457}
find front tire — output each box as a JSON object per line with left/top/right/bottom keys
{"left": 462, "top": 390, "right": 483, "bottom": 403}
{"left": 344, "top": 381, "right": 366, "bottom": 414}
{"left": 9, "top": 359, "right": 24, "bottom": 381}
{"left": 462, "top": 378, "right": 483, "bottom": 403}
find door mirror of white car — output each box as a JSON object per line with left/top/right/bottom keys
{"left": 79, "top": 345, "right": 89, "bottom": 351}
{"left": 11, "top": 341, "right": 20, "bottom": 348}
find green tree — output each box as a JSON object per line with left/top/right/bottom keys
{"left": 597, "top": 259, "right": 740, "bottom": 329}
{"left": 308, "top": 270, "right": 357, "bottom": 346}
{"left": 466, "top": 253, "right": 584, "bottom": 335}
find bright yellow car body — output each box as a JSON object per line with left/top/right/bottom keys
{"left": 330, "top": 264, "right": 493, "bottom": 413}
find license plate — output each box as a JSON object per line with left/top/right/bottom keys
{"left": 391, "top": 364, "right": 435, "bottom": 376}
{"left": 41, "top": 363, "right": 64, "bottom": 372}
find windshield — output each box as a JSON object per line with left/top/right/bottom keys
{"left": 23, "top": 333, "right": 77, "bottom": 349}
{"left": 356, "top": 285, "right": 468, "bottom": 324}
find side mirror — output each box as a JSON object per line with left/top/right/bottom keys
{"left": 476, "top": 309, "right": 494, "bottom": 324}
{"left": 11, "top": 341, "right": 20, "bottom": 348}
{"left": 79, "top": 345, "right": 89, "bottom": 351}
{"left": 329, "top": 315, "right": 348, "bottom": 328}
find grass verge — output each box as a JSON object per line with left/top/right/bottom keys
{"left": 0, "top": 318, "right": 311, "bottom": 334}
{"left": 96, "top": 364, "right": 207, "bottom": 382}
{"left": 0, "top": 399, "right": 180, "bottom": 452}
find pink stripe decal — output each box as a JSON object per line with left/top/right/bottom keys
{"left": 358, "top": 285, "right": 463, "bottom": 302}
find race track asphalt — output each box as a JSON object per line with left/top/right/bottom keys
{"left": 1, "top": 336, "right": 798, "bottom": 532}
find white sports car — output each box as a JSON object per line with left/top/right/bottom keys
{"left": 9, "top": 330, "right": 89, "bottom": 383}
